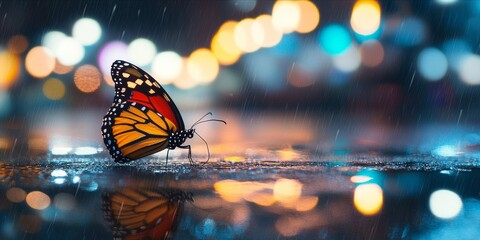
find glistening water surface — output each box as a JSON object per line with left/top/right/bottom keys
{"left": 1, "top": 110, "right": 480, "bottom": 239}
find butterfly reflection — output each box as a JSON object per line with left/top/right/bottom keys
{"left": 102, "top": 188, "right": 193, "bottom": 240}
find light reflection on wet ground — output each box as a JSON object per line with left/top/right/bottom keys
{"left": 1, "top": 110, "right": 480, "bottom": 239}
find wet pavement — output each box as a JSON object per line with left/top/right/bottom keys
{"left": 1, "top": 110, "right": 480, "bottom": 239}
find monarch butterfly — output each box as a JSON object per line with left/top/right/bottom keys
{"left": 102, "top": 188, "right": 193, "bottom": 240}
{"left": 101, "top": 60, "right": 225, "bottom": 163}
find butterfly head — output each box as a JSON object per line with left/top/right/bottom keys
{"left": 187, "top": 129, "right": 195, "bottom": 139}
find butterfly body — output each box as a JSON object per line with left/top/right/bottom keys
{"left": 102, "top": 60, "right": 193, "bottom": 163}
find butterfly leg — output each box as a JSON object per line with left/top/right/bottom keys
{"left": 178, "top": 145, "right": 193, "bottom": 165}
{"left": 165, "top": 149, "right": 170, "bottom": 167}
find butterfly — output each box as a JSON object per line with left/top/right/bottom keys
{"left": 101, "top": 60, "right": 225, "bottom": 163}
{"left": 102, "top": 188, "right": 193, "bottom": 240}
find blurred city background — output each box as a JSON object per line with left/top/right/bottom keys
{"left": 1, "top": 0, "right": 480, "bottom": 158}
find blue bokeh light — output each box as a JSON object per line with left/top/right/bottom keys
{"left": 442, "top": 39, "right": 472, "bottom": 70}
{"left": 417, "top": 47, "right": 448, "bottom": 81}
{"left": 318, "top": 24, "right": 352, "bottom": 55}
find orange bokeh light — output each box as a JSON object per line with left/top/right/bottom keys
{"left": 74, "top": 64, "right": 101, "bottom": 93}
{"left": 25, "top": 46, "right": 56, "bottom": 78}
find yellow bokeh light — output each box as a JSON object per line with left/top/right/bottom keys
{"left": 26, "top": 191, "right": 51, "bottom": 210}
{"left": 252, "top": 15, "right": 283, "bottom": 48}
{"left": 296, "top": 1, "right": 320, "bottom": 33}
{"left": 350, "top": 0, "right": 381, "bottom": 35}
{"left": 53, "top": 60, "right": 74, "bottom": 75}
{"left": 273, "top": 178, "right": 302, "bottom": 204}
{"left": 217, "top": 21, "right": 243, "bottom": 56}
{"left": 354, "top": 183, "right": 383, "bottom": 215}
{"left": 173, "top": 58, "right": 198, "bottom": 90}
{"left": 43, "top": 78, "right": 66, "bottom": 100}
{"left": 211, "top": 21, "right": 242, "bottom": 65}
{"left": 272, "top": 0, "right": 301, "bottom": 34}
{"left": 7, "top": 35, "right": 29, "bottom": 54}
{"left": 0, "top": 51, "right": 20, "bottom": 90}
{"left": 214, "top": 179, "right": 244, "bottom": 203}
{"left": 350, "top": 175, "right": 373, "bottom": 183}
{"left": 25, "top": 46, "right": 56, "bottom": 78}
{"left": 186, "top": 48, "right": 219, "bottom": 84}
{"left": 244, "top": 192, "right": 276, "bottom": 206}
{"left": 295, "top": 196, "right": 319, "bottom": 211}
{"left": 234, "top": 18, "right": 261, "bottom": 53}
{"left": 74, "top": 64, "right": 101, "bottom": 93}
{"left": 6, "top": 187, "right": 27, "bottom": 203}
{"left": 211, "top": 33, "right": 241, "bottom": 66}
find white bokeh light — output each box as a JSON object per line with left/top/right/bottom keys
{"left": 333, "top": 46, "right": 361, "bottom": 72}
{"left": 127, "top": 38, "right": 157, "bottom": 66}
{"left": 429, "top": 189, "right": 463, "bottom": 219}
{"left": 151, "top": 51, "right": 183, "bottom": 84}
{"left": 72, "top": 18, "right": 102, "bottom": 46}
{"left": 42, "top": 31, "right": 67, "bottom": 55}
{"left": 56, "top": 37, "right": 85, "bottom": 66}
{"left": 458, "top": 54, "right": 480, "bottom": 85}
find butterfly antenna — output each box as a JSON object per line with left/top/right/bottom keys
{"left": 191, "top": 119, "right": 227, "bottom": 129}
{"left": 190, "top": 112, "right": 212, "bottom": 129}
{"left": 194, "top": 131, "right": 211, "bottom": 166}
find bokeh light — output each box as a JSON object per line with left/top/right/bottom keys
{"left": 318, "top": 24, "right": 352, "bottom": 55}
{"left": 211, "top": 21, "right": 242, "bottom": 65}
{"left": 351, "top": 0, "right": 381, "bottom": 36}
{"left": 351, "top": 175, "right": 373, "bottom": 183}
{"left": 6, "top": 187, "right": 27, "bottom": 203}
{"left": 25, "top": 46, "right": 56, "bottom": 78}
{"left": 234, "top": 18, "right": 261, "bottom": 53}
{"left": 74, "top": 64, "right": 101, "bottom": 93}
{"left": 442, "top": 39, "right": 471, "bottom": 70}
{"left": 417, "top": 47, "right": 448, "bottom": 81}
{"left": 333, "top": 46, "right": 361, "bottom": 72}
{"left": 53, "top": 60, "right": 74, "bottom": 75}
{"left": 272, "top": 0, "right": 301, "bottom": 34}
{"left": 72, "top": 18, "right": 102, "bottom": 46}
{"left": 42, "top": 31, "right": 66, "bottom": 55}
{"left": 56, "top": 37, "right": 85, "bottom": 66}
{"left": 26, "top": 191, "right": 51, "bottom": 210}
{"left": 294, "top": 196, "right": 318, "bottom": 211}
{"left": 458, "top": 54, "right": 480, "bottom": 85}
{"left": 295, "top": 1, "right": 320, "bottom": 33}
{"left": 429, "top": 189, "right": 462, "bottom": 219}
{"left": 173, "top": 58, "right": 197, "bottom": 89}
{"left": 151, "top": 51, "right": 183, "bottom": 84}
{"left": 7, "top": 35, "right": 29, "bottom": 54}
{"left": 252, "top": 15, "right": 283, "bottom": 48}
{"left": 43, "top": 78, "right": 66, "bottom": 100}
{"left": 98, "top": 41, "right": 129, "bottom": 76}
{"left": 127, "top": 38, "right": 157, "bottom": 66}
{"left": 273, "top": 178, "right": 302, "bottom": 204}
{"left": 359, "top": 40, "right": 384, "bottom": 67}
{"left": 186, "top": 48, "right": 219, "bottom": 84}
{"left": 0, "top": 51, "right": 20, "bottom": 89}
{"left": 354, "top": 183, "right": 383, "bottom": 215}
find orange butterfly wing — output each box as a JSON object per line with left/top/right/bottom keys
{"left": 102, "top": 60, "right": 185, "bottom": 162}
{"left": 102, "top": 189, "right": 192, "bottom": 240}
